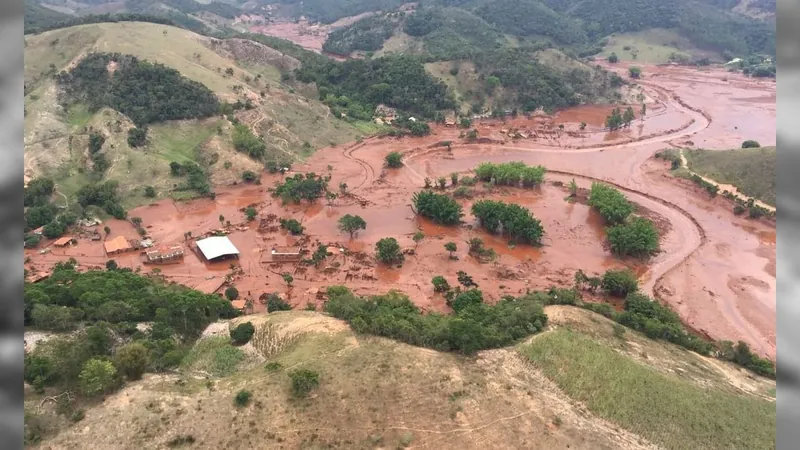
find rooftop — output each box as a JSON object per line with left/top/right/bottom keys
{"left": 104, "top": 236, "right": 132, "bottom": 253}
{"left": 196, "top": 236, "right": 240, "bottom": 260}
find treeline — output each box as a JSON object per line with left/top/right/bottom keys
{"left": 296, "top": 54, "right": 456, "bottom": 119}
{"left": 24, "top": 262, "right": 238, "bottom": 396}
{"left": 24, "top": 1, "right": 70, "bottom": 35}
{"left": 474, "top": 0, "right": 587, "bottom": 45}
{"left": 125, "top": 0, "right": 242, "bottom": 20}
{"left": 323, "top": 286, "right": 549, "bottom": 354}
{"left": 24, "top": 12, "right": 188, "bottom": 35}
{"left": 472, "top": 200, "right": 545, "bottom": 246}
{"left": 474, "top": 162, "right": 546, "bottom": 187}
{"left": 56, "top": 53, "right": 220, "bottom": 127}
{"left": 323, "top": 13, "right": 398, "bottom": 54}
{"left": 276, "top": 0, "right": 407, "bottom": 24}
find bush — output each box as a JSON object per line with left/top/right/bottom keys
{"left": 114, "top": 343, "right": 150, "bottom": 381}
{"left": 471, "top": 200, "right": 544, "bottom": 245}
{"left": 245, "top": 207, "right": 257, "bottom": 221}
{"left": 42, "top": 220, "right": 66, "bottom": 239}
{"left": 411, "top": 190, "right": 463, "bottom": 225}
{"left": 266, "top": 294, "right": 291, "bottom": 312}
{"left": 741, "top": 140, "right": 761, "bottom": 148}
{"left": 607, "top": 52, "right": 619, "bottom": 63}
{"left": 453, "top": 186, "right": 473, "bottom": 198}
{"left": 234, "top": 389, "right": 252, "bottom": 407}
{"left": 143, "top": 186, "right": 156, "bottom": 198}
{"left": 601, "top": 269, "right": 639, "bottom": 297}
{"left": 225, "top": 287, "right": 239, "bottom": 301}
{"left": 449, "top": 289, "right": 483, "bottom": 312}
{"left": 280, "top": 218, "right": 305, "bottom": 235}
{"left": 338, "top": 214, "right": 367, "bottom": 238}
{"left": 432, "top": 276, "right": 450, "bottom": 293}
{"left": 375, "top": 238, "right": 404, "bottom": 264}
{"left": 79, "top": 358, "right": 118, "bottom": 396}
{"left": 273, "top": 173, "right": 328, "bottom": 204}
{"left": 289, "top": 369, "right": 320, "bottom": 398}
{"left": 385, "top": 151, "right": 404, "bottom": 168}
{"left": 242, "top": 170, "right": 258, "bottom": 182}
{"left": 24, "top": 234, "right": 41, "bottom": 249}
{"left": 230, "top": 322, "right": 256, "bottom": 345}
{"left": 127, "top": 126, "right": 147, "bottom": 148}
{"left": 587, "top": 183, "right": 634, "bottom": 224}
{"left": 607, "top": 217, "right": 659, "bottom": 257}
{"left": 733, "top": 204, "right": 746, "bottom": 215}
{"left": 628, "top": 66, "right": 642, "bottom": 78}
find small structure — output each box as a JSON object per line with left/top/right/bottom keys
{"left": 271, "top": 246, "right": 302, "bottom": 262}
{"left": 104, "top": 235, "right": 134, "bottom": 256}
{"left": 139, "top": 238, "right": 154, "bottom": 249}
{"left": 195, "top": 236, "right": 240, "bottom": 262}
{"left": 374, "top": 104, "right": 397, "bottom": 123}
{"left": 444, "top": 113, "right": 457, "bottom": 127}
{"left": 32, "top": 226, "right": 44, "bottom": 236}
{"left": 231, "top": 300, "right": 248, "bottom": 311}
{"left": 53, "top": 236, "right": 77, "bottom": 247}
{"left": 144, "top": 245, "right": 184, "bottom": 265}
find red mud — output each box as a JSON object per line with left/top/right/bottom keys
{"left": 25, "top": 63, "right": 776, "bottom": 359}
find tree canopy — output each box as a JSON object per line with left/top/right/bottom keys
{"left": 411, "top": 190, "right": 463, "bottom": 225}
{"left": 471, "top": 200, "right": 545, "bottom": 245}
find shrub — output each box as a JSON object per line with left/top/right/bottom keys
{"left": 234, "top": 389, "right": 252, "bottom": 407}
{"left": 230, "top": 322, "right": 256, "bottom": 345}
{"left": 127, "top": 126, "right": 147, "bottom": 147}
{"left": 471, "top": 200, "right": 544, "bottom": 245}
{"left": 375, "top": 238, "right": 403, "bottom": 264}
{"left": 607, "top": 52, "right": 619, "bottom": 63}
{"left": 24, "top": 234, "right": 41, "bottom": 249}
{"left": 456, "top": 270, "right": 478, "bottom": 288}
{"left": 460, "top": 176, "right": 476, "bottom": 186}
{"left": 385, "top": 152, "right": 403, "bottom": 168}
{"left": 733, "top": 204, "right": 746, "bottom": 215}
{"left": 450, "top": 172, "right": 458, "bottom": 185}
{"left": 245, "top": 207, "right": 257, "bottom": 221}
{"left": 444, "top": 242, "right": 457, "bottom": 259}
{"left": 449, "top": 289, "right": 483, "bottom": 312}
{"left": 628, "top": 66, "right": 642, "bottom": 78}
{"left": 273, "top": 173, "right": 328, "bottom": 204}
{"left": 411, "top": 191, "right": 463, "bottom": 225}
{"left": 453, "top": 186, "right": 473, "bottom": 198}
{"left": 289, "top": 369, "right": 320, "bottom": 398}
{"left": 601, "top": 269, "right": 639, "bottom": 297}
{"left": 741, "top": 140, "right": 761, "bottom": 148}
{"left": 587, "top": 183, "right": 634, "bottom": 224}
{"left": 606, "top": 217, "right": 659, "bottom": 257}
{"left": 42, "top": 220, "right": 66, "bottom": 239}
{"left": 225, "top": 287, "right": 239, "bottom": 301}
{"left": 242, "top": 171, "right": 258, "bottom": 182}
{"left": 143, "top": 186, "right": 156, "bottom": 198}
{"left": 79, "top": 358, "right": 118, "bottom": 396}
{"left": 279, "top": 218, "right": 305, "bottom": 235}
{"left": 432, "top": 276, "right": 450, "bottom": 293}
{"left": 266, "top": 294, "right": 291, "bottom": 312}
{"left": 114, "top": 343, "right": 150, "bottom": 381}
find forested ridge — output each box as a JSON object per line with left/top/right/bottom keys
{"left": 56, "top": 52, "right": 220, "bottom": 127}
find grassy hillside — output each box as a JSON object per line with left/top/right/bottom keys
{"left": 24, "top": 21, "right": 368, "bottom": 208}
{"left": 684, "top": 146, "right": 776, "bottom": 206}
{"left": 24, "top": 306, "right": 775, "bottom": 449}
{"left": 598, "top": 28, "right": 718, "bottom": 64}
{"left": 24, "top": 1, "right": 71, "bottom": 34}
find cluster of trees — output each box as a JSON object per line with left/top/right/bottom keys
{"left": 403, "top": 7, "right": 506, "bottom": 60}
{"left": 385, "top": 152, "right": 403, "bottom": 168}
{"left": 24, "top": 12, "right": 182, "bottom": 35}
{"left": 279, "top": 218, "right": 305, "bottom": 235}
{"left": 475, "top": 0, "right": 587, "bottom": 45}
{"left": 605, "top": 106, "right": 636, "bottom": 130}
{"left": 323, "top": 286, "right": 548, "bottom": 354}
{"left": 24, "top": 262, "right": 239, "bottom": 396}
{"left": 474, "top": 161, "right": 547, "bottom": 187}
{"left": 278, "top": 0, "right": 407, "bottom": 24}
{"left": 127, "top": 126, "right": 147, "bottom": 148}
{"left": 56, "top": 53, "right": 219, "bottom": 129}
{"left": 471, "top": 200, "right": 545, "bottom": 245}
{"left": 170, "top": 161, "right": 213, "bottom": 197}
{"left": 375, "top": 237, "right": 404, "bottom": 264}
{"left": 323, "top": 14, "right": 397, "bottom": 54}
{"left": 232, "top": 123, "right": 267, "bottom": 160}
{"left": 296, "top": 54, "right": 456, "bottom": 120}
{"left": 587, "top": 182, "right": 634, "bottom": 224}
{"left": 272, "top": 173, "right": 329, "bottom": 204}
{"left": 76, "top": 180, "right": 127, "bottom": 219}
{"left": 411, "top": 190, "right": 463, "bottom": 225}
{"left": 88, "top": 131, "right": 109, "bottom": 174}
{"left": 24, "top": 177, "right": 77, "bottom": 241}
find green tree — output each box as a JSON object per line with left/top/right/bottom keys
{"left": 450, "top": 174, "right": 458, "bottom": 187}
{"left": 338, "top": 214, "right": 367, "bottom": 238}
{"left": 225, "top": 287, "right": 239, "bottom": 301}
{"left": 234, "top": 389, "right": 252, "bottom": 407}
{"left": 104, "top": 226, "right": 111, "bottom": 236}
{"left": 114, "top": 343, "right": 150, "bottom": 381}
{"left": 432, "top": 276, "right": 450, "bottom": 293}
{"left": 289, "top": 369, "right": 320, "bottom": 398}
{"left": 628, "top": 66, "right": 642, "bottom": 78}
{"left": 457, "top": 270, "right": 478, "bottom": 288}
{"left": 105, "top": 260, "right": 118, "bottom": 271}
{"left": 385, "top": 152, "right": 403, "bottom": 168}
{"left": 25, "top": 234, "right": 41, "bottom": 248}
{"left": 42, "top": 221, "right": 66, "bottom": 239}
{"left": 242, "top": 171, "right": 258, "bottom": 182}
{"left": 79, "top": 358, "right": 118, "bottom": 396}
{"left": 230, "top": 322, "right": 256, "bottom": 345}
{"left": 444, "top": 242, "right": 457, "bottom": 259}
{"left": 623, "top": 106, "right": 635, "bottom": 126}
{"left": 143, "top": 186, "right": 156, "bottom": 198}
{"left": 412, "top": 231, "right": 425, "bottom": 248}
{"left": 742, "top": 140, "right": 761, "bottom": 148}
{"left": 587, "top": 183, "right": 634, "bottom": 224}
{"left": 375, "top": 238, "right": 404, "bottom": 264}
{"left": 607, "top": 52, "right": 619, "bottom": 63}
{"left": 339, "top": 182, "right": 348, "bottom": 194}
{"left": 605, "top": 107, "right": 624, "bottom": 130}
{"left": 602, "top": 269, "right": 639, "bottom": 297}
{"left": 31, "top": 304, "right": 82, "bottom": 331}
{"left": 127, "top": 126, "right": 147, "bottom": 148}
{"left": 282, "top": 273, "right": 294, "bottom": 287}
{"left": 485, "top": 75, "right": 500, "bottom": 93}
{"left": 450, "top": 289, "right": 483, "bottom": 313}
{"left": 607, "top": 217, "right": 659, "bottom": 257}
{"left": 245, "top": 207, "right": 257, "bottom": 221}
{"left": 471, "top": 200, "right": 544, "bottom": 245}
{"left": 280, "top": 218, "right": 305, "bottom": 235}
{"left": 266, "top": 294, "right": 292, "bottom": 312}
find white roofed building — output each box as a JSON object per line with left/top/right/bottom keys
{"left": 195, "top": 236, "right": 240, "bottom": 262}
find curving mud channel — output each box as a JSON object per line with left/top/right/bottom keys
{"left": 25, "top": 63, "right": 776, "bottom": 359}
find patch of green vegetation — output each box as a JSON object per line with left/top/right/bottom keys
{"left": 65, "top": 104, "right": 93, "bottom": 129}
{"left": 683, "top": 147, "right": 775, "bottom": 207}
{"left": 519, "top": 329, "right": 775, "bottom": 450}
{"left": 181, "top": 337, "right": 245, "bottom": 377}
{"left": 150, "top": 121, "right": 219, "bottom": 164}
{"left": 598, "top": 28, "right": 711, "bottom": 64}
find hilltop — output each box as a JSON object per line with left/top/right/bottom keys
{"left": 24, "top": 303, "right": 775, "bottom": 449}
{"left": 23, "top": 21, "right": 371, "bottom": 209}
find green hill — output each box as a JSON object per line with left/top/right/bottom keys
{"left": 24, "top": 21, "right": 369, "bottom": 210}
{"left": 684, "top": 146, "right": 776, "bottom": 206}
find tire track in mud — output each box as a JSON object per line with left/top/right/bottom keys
{"left": 342, "top": 138, "right": 377, "bottom": 190}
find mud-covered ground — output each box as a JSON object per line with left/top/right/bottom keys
{"left": 25, "top": 63, "right": 776, "bottom": 358}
